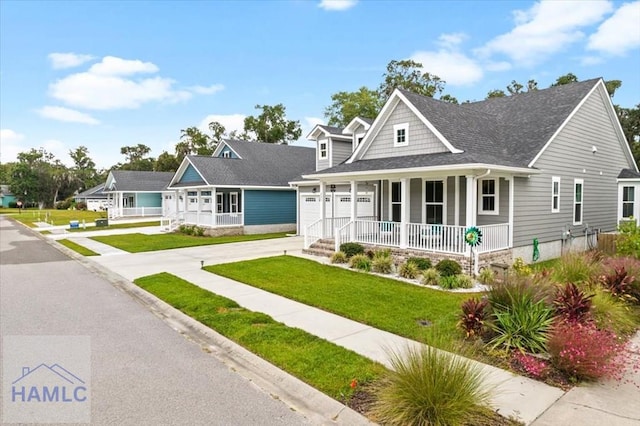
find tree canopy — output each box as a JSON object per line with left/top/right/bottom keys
{"left": 324, "top": 87, "right": 382, "bottom": 127}
{"left": 242, "top": 103, "right": 301, "bottom": 144}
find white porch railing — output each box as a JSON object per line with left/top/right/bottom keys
{"left": 476, "top": 223, "right": 510, "bottom": 253}
{"left": 304, "top": 219, "right": 324, "bottom": 249}
{"left": 216, "top": 213, "right": 242, "bottom": 226}
{"left": 407, "top": 223, "right": 468, "bottom": 255}
{"left": 116, "top": 207, "right": 163, "bottom": 217}
{"left": 182, "top": 211, "right": 243, "bottom": 227}
{"left": 353, "top": 220, "right": 401, "bottom": 248}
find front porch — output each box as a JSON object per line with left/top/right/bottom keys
{"left": 107, "top": 192, "right": 163, "bottom": 219}
{"left": 162, "top": 187, "right": 244, "bottom": 231}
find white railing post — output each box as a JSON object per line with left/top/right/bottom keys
{"left": 335, "top": 228, "right": 341, "bottom": 252}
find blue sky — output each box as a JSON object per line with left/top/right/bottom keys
{"left": 1, "top": 0, "right": 639, "bottom": 169}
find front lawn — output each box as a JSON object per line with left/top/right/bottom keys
{"left": 67, "top": 220, "right": 160, "bottom": 232}
{"left": 3, "top": 209, "right": 105, "bottom": 227}
{"left": 57, "top": 239, "right": 99, "bottom": 256}
{"left": 206, "top": 256, "right": 470, "bottom": 342}
{"left": 91, "top": 232, "right": 289, "bottom": 253}
{"left": 134, "top": 272, "right": 386, "bottom": 399}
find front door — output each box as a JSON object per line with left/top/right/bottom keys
{"left": 391, "top": 182, "right": 401, "bottom": 222}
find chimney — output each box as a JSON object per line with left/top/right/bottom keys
{"left": 22, "top": 367, "right": 30, "bottom": 376}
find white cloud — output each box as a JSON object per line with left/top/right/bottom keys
{"left": 477, "top": 0, "right": 613, "bottom": 66}
{"left": 188, "top": 84, "right": 225, "bottom": 95}
{"left": 437, "top": 32, "right": 467, "bottom": 49}
{"left": 587, "top": 1, "right": 640, "bottom": 55}
{"left": 0, "top": 128, "right": 25, "bottom": 144}
{"left": 318, "top": 0, "right": 357, "bottom": 11}
{"left": 48, "top": 53, "right": 94, "bottom": 69}
{"left": 198, "top": 114, "right": 247, "bottom": 137}
{"left": 37, "top": 106, "right": 100, "bottom": 125}
{"left": 410, "top": 50, "right": 483, "bottom": 86}
{"left": 0, "top": 129, "right": 26, "bottom": 163}
{"left": 88, "top": 56, "right": 159, "bottom": 76}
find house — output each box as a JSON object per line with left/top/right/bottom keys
{"left": 74, "top": 183, "right": 110, "bottom": 211}
{"left": 618, "top": 168, "right": 640, "bottom": 224}
{"left": 298, "top": 78, "right": 638, "bottom": 270}
{"left": 0, "top": 185, "right": 16, "bottom": 208}
{"left": 164, "top": 140, "right": 315, "bottom": 235}
{"left": 103, "top": 170, "right": 174, "bottom": 219}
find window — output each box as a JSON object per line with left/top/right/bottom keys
{"left": 340, "top": 197, "right": 351, "bottom": 202}
{"left": 391, "top": 181, "right": 401, "bottom": 221}
{"left": 478, "top": 178, "right": 499, "bottom": 215}
{"left": 622, "top": 186, "right": 635, "bottom": 218}
{"left": 216, "top": 193, "right": 223, "bottom": 213}
{"left": 425, "top": 180, "right": 444, "bottom": 224}
{"left": 304, "top": 197, "right": 316, "bottom": 202}
{"left": 319, "top": 141, "right": 328, "bottom": 159}
{"left": 187, "top": 191, "right": 197, "bottom": 197}
{"left": 551, "top": 177, "right": 560, "bottom": 213}
{"left": 573, "top": 179, "right": 583, "bottom": 225}
{"left": 201, "top": 191, "right": 212, "bottom": 196}
{"left": 393, "top": 123, "right": 409, "bottom": 147}
{"left": 357, "top": 197, "right": 371, "bottom": 203}
{"left": 222, "top": 151, "right": 231, "bottom": 158}
{"left": 230, "top": 192, "right": 239, "bottom": 213}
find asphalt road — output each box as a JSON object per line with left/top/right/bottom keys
{"left": 0, "top": 215, "right": 308, "bottom": 425}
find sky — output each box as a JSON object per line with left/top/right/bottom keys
{"left": 1, "top": 0, "right": 639, "bottom": 169}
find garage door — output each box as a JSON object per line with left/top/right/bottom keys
{"left": 299, "top": 192, "right": 375, "bottom": 233}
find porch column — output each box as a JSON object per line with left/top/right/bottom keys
{"left": 118, "top": 192, "right": 123, "bottom": 217}
{"left": 196, "top": 190, "right": 201, "bottom": 225}
{"left": 212, "top": 187, "right": 217, "bottom": 227}
{"left": 508, "top": 176, "right": 514, "bottom": 248}
{"left": 174, "top": 191, "right": 179, "bottom": 216}
{"left": 350, "top": 180, "right": 357, "bottom": 241}
{"left": 465, "top": 175, "right": 476, "bottom": 227}
{"left": 400, "top": 178, "right": 410, "bottom": 249}
{"left": 319, "top": 181, "right": 326, "bottom": 238}
{"left": 454, "top": 176, "right": 460, "bottom": 226}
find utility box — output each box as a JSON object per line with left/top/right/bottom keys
{"left": 95, "top": 219, "right": 108, "bottom": 227}
{"left": 69, "top": 220, "right": 79, "bottom": 229}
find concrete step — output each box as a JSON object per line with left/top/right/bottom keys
{"left": 302, "top": 248, "right": 334, "bottom": 258}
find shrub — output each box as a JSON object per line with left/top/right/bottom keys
{"left": 340, "top": 242, "right": 364, "bottom": 258}
{"left": 421, "top": 268, "right": 440, "bottom": 286}
{"left": 487, "top": 275, "right": 553, "bottom": 311}
{"left": 56, "top": 198, "right": 73, "bottom": 210}
{"left": 617, "top": 219, "right": 640, "bottom": 259}
{"left": 553, "top": 282, "right": 593, "bottom": 323}
{"left": 547, "top": 321, "right": 626, "bottom": 381}
{"left": 75, "top": 201, "right": 87, "bottom": 210}
{"left": 477, "top": 267, "right": 495, "bottom": 285}
{"left": 436, "top": 259, "right": 462, "bottom": 277}
{"left": 407, "top": 256, "right": 432, "bottom": 271}
{"left": 456, "top": 274, "right": 474, "bottom": 289}
{"left": 372, "top": 255, "right": 394, "bottom": 274}
{"left": 552, "top": 252, "right": 601, "bottom": 287}
{"left": 193, "top": 226, "right": 205, "bottom": 237}
{"left": 398, "top": 261, "right": 420, "bottom": 279}
{"left": 512, "top": 352, "right": 550, "bottom": 380}
{"left": 372, "top": 344, "right": 491, "bottom": 426}
{"left": 330, "top": 251, "right": 347, "bottom": 264}
{"left": 600, "top": 261, "right": 637, "bottom": 303}
{"left": 489, "top": 293, "right": 555, "bottom": 353}
{"left": 349, "top": 254, "right": 371, "bottom": 272}
{"left": 178, "top": 224, "right": 194, "bottom": 235}
{"left": 603, "top": 256, "right": 640, "bottom": 303}
{"left": 590, "top": 287, "right": 639, "bottom": 336}
{"left": 512, "top": 257, "right": 532, "bottom": 277}
{"left": 8, "top": 201, "right": 18, "bottom": 208}
{"left": 365, "top": 249, "right": 376, "bottom": 259}
{"left": 439, "top": 275, "right": 458, "bottom": 290}
{"left": 459, "top": 298, "right": 489, "bottom": 338}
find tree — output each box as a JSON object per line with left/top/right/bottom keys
{"left": 10, "top": 148, "right": 71, "bottom": 208}
{"left": 551, "top": 73, "right": 579, "bottom": 86}
{"left": 605, "top": 80, "right": 622, "bottom": 98}
{"left": 0, "top": 162, "right": 15, "bottom": 184}
{"left": 69, "top": 146, "right": 99, "bottom": 191}
{"left": 242, "top": 103, "right": 301, "bottom": 144}
{"left": 155, "top": 151, "right": 180, "bottom": 172}
{"left": 176, "top": 127, "right": 215, "bottom": 160}
{"left": 119, "top": 144, "right": 154, "bottom": 171}
{"left": 439, "top": 94, "right": 459, "bottom": 104}
{"left": 324, "top": 87, "right": 382, "bottom": 127}
{"left": 617, "top": 104, "right": 640, "bottom": 168}
{"left": 486, "top": 89, "right": 506, "bottom": 99}
{"left": 379, "top": 59, "right": 445, "bottom": 101}
{"left": 506, "top": 80, "right": 524, "bottom": 95}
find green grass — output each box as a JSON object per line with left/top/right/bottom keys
{"left": 2, "top": 208, "right": 105, "bottom": 227}
{"left": 67, "top": 220, "right": 160, "bottom": 232}
{"left": 206, "top": 256, "right": 471, "bottom": 342}
{"left": 134, "top": 272, "right": 386, "bottom": 399}
{"left": 92, "top": 232, "right": 289, "bottom": 253}
{"left": 57, "top": 239, "right": 99, "bottom": 256}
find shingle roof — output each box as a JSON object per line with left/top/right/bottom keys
{"left": 175, "top": 140, "right": 315, "bottom": 187}
{"left": 619, "top": 168, "right": 640, "bottom": 179}
{"left": 318, "top": 124, "right": 346, "bottom": 135}
{"left": 76, "top": 183, "right": 107, "bottom": 198}
{"left": 310, "top": 79, "right": 601, "bottom": 176}
{"left": 107, "top": 171, "right": 174, "bottom": 191}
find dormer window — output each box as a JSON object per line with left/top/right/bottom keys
{"left": 222, "top": 151, "right": 231, "bottom": 158}
{"left": 319, "top": 141, "right": 328, "bottom": 159}
{"left": 393, "top": 123, "right": 409, "bottom": 147}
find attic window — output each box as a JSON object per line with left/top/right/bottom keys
{"left": 393, "top": 123, "right": 409, "bottom": 147}
{"left": 222, "top": 151, "right": 231, "bottom": 158}
{"left": 319, "top": 141, "right": 328, "bottom": 159}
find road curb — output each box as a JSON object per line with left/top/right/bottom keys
{"left": 31, "top": 222, "right": 372, "bottom": 425}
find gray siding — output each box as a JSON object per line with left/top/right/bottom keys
{"left": 477, "top": 178, "right": 510, "bottom": 226}
{"left": 316, "top": 137, "right": 330, "bottom": 171}
{"left": 362, "top": 102, "right": 448, "bottom": 160}
{"left": 332, "top": 140, "right": 352, "bottom": 166}
{"left": 459, "top": 177, "right": 467, "bottom": 227}
{"left": 410, "top": 178, "right": 422, "bottom": 222}
{"left": 513, "top": 87, "right": 633, "bottom": 247}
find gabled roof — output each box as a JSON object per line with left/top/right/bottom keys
{"left": 618, "top": 168, "right": 640, "bottom": 179}
{"left": 169, "top": 140, "right": 316, "bottom": 188}
{"left": 307, "top": 124, "right": 350, "bottom": 140}
{"left": 343, "top": 116, "right": 373, "bottom": 135}
{"left": 75, "top": 183, "right": 107, "bottom": 198}
{"left": 105, "top": 170, "right": 174, "bottom": 192}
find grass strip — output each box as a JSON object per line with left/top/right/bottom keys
{"left": 58, "top": 239, "right": 99, "bottom": 256}
{"left": 134, "top": 272, "right": 386, "bottom": 399}
{"left": 206, "top": 256, "right": 471, "bottom": 343}
{"left": 67, "top": 221, "right": 160, "bottom": 232}
{"left": 92, "top": 232, "right": 289, "bottom": 253}
{"left": 6, "top": 209, "right": 104, "bottom": 227}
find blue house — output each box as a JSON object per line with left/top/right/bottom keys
{"left": 0, "top": 185, "right": 16, "bottom": 208}
{"left": 104, "top": 170, "right": 174, "bottom": 219}
{"left": 165, "top": 140, "right": 315, "bottom": 235}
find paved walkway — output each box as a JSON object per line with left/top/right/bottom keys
{"left": 48, "top": 231, "right": 640, "bottom": 425}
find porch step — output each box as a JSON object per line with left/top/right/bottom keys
{"left": 304, "top": 238, "right": 336, "bottom": 258}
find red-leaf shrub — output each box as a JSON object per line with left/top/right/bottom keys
{"left": 459, "top": 298, "right": 488, "bottom": 338}
{"left": 553, "top": 282, "right": 593, "bottom": 323}
{"left": 547, "top": 322, "right": 626, "bottom": 381}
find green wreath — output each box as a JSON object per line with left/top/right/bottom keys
{"left": 464, "top": 227, "right": 483, "bottom": 247}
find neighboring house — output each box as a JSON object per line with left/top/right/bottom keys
{"left": 103, "top": 170, "right": 174, "bottom": 219}
{"left": 298, "top": 78, "right": 638, "bottom": 270}
{"left": 618, "top": 168, "right": 640, "bottom": 224}
{"left": 164, "top": 140, "right": 315, "bottom": 235}
{"left": 74, "top": 183, "right": 110, "bottom": 211}
{"left": 0, "top": 185, "right": 16, "bottom": 208}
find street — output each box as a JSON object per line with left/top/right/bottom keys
{"left": 0, "top": 215, "right": 308, "bottom": 425}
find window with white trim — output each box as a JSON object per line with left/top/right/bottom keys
{"left": 222, "top": 151, "right": 231, "bottom": 158}
{"left": 551, "top": 177, "right": 560, "bottom": 213}
{"left": 425, "top": 180, "right": 444, "bottom": 224}
{"left": 622, "top": 186, "right": 635, "bottom": 218}
{"left": 478, "top": 178, "right": 499, "bottom": 215}
{"left": 573, "top": 179, "right": 583, "bottom": 225}
{"left": 393, "top": 123, "right": 409, "bottom": 147}
{"left": 319, "top": 141, "right": 328, "bottom": 159}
